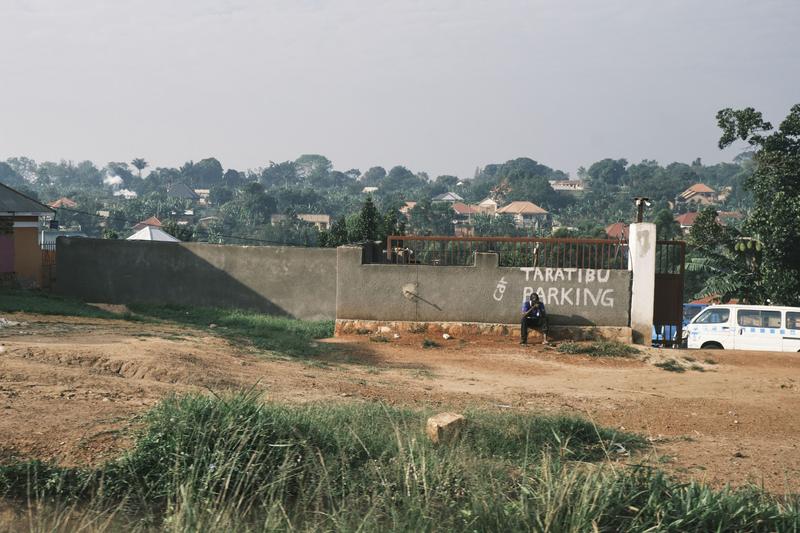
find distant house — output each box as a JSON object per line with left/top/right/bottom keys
{"left": 49, "top": 197, "right": 78, "bottom": 209}
{"left": 399, "top": 201, "right": 417, "bottom": 218}
{"left": 132, "top": 216, "right": 163, "bottom": 232}
{"left": 432, "top": 191, "right": 464, "bottom": 203}
{"left": 675, "top": 210, "right": 744, "bottom": 234}
{"left": 362, "top": 186, "right": 379, "bottom": 194}
{"left": 127, "top": 226, "right": 180, "bottom": 242}
{"left": 679, "top": 183, "right": 717, "bottom": 205}
{"left": 496, "top": 201, "right": 550, "bottom": 230}
{"left": 548, "top": 179, "right": 586, "bottom": 192}
{"left": 194, "top": 189, "right": 211, "bottom": 206}
{"left": 674, "top": 212, "right": 700, "bottom": 234}
{"left": 451, "top": 202, "right": 480, "bottom": 236}
{"left": 477, "top": 197, "right": 498, "bottom": 215}
{"left": 271, "top": 213, "right": 331, "bottom": 230}
{"left": 40, "top": 229, "right": 87, "bottom": 248}
{"left": 0, "top": 182, "right": 54, "bottom": 287}
{"left": 297, "top": 214, "right": 331, "bottom": 230}
{"left": 167, "top": 183, "right": 200, "bottom": 201}
{"left": 198, "top": 216, "right": 220, "bottom": 229}
{"left": 605, "top": 222, "right": 629, "bottom": 240}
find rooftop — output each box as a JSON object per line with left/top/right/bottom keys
{"left": 0, "top": 182, "right": 53, "bottom": 216}
{"left": 496, "top": 201, "right": 548, "bottom": 215}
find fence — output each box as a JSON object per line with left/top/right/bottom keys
{"left": 41, "top": 246, "right": 56, "bottom": 290}
{"left": 385, "top": 236, "right": 629, "bottom": 269}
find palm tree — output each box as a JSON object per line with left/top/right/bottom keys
{"left": 131, "top": 158, "right": 148, "bottom": 178}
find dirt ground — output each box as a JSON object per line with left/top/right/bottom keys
{"left": 1, "top": 312, "right": 799, "bottom": 493}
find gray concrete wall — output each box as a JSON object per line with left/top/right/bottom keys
{"left": 337, "top": 246, "right": 631, "bottom": 326}
{"left": 56, "top": 238, "right": 337, "bottom": 320}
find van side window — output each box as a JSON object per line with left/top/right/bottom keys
{"left": 787, "top": 312, "right": 800, "bottom": 330}
{"left": 737, "top": 310, "right": 782, "bottom": 328}
{"left": 695, "top": 309, "right": 729, "bottom": 324}
{"left": 737, "top": 310, "right": 761, "bottom": 327}
{"left": 763, "top": 311, "right": 781, "bottom": 329}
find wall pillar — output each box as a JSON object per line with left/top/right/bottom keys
{"left": 628, "top": 223, "right": 656, "bottom": 344}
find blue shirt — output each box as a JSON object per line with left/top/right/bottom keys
{"left": 522, "top": 300, "right": 545, "bottom": 318}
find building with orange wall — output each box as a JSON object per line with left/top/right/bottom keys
{"left": 0, "top": 182, "right": 54, "bottom": 287}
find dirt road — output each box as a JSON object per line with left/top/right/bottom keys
{"left": 1, "top": 312, "right": 798, "bottom": 492}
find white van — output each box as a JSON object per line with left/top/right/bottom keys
{"left": 685, "top": 304, "right": 800, "bottom": 352}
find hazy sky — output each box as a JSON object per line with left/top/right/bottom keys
{"left": 1, "top": 0, "right": 798, "bottom": 179}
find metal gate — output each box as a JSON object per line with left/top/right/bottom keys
{"left": 653, "top": 240, "right": 686, "bottom": 347}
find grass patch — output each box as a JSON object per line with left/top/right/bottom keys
{"left": 557, "top": 341, "right": 640, "bottom": 358}
{"left": 704, "top": 358, "right": 718, "bottom": 365}
{"left": 0, "top": 289, "right": 126, "bottom": 319}
{"left": 127, "top": 304, "right": 333, "bottom": 357}
{"left": 654, "top": 359, "right": 686, "bottom": 373}
{"left": 1, "top": 392, "right": 797, "bottom": 531}
{"left": 422, "top": 338, "right": 440, "bottom": 349}
{"left": 690, "top": 363, "right": 706, "bottom": 372}
{"left": 369, "top": 335, "right": 390, "bottom": 343}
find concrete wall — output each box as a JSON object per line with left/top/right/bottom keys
{"left": 336, "top": 246, "right": 631, "bottom": 326}
{"left": 56, "top": 238, "right": 337, "bottom": 320}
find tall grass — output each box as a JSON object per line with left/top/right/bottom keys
{"left": 127, "top": 305, "right": 334, "bottom": 356}
{"left": 1, "top": 392, "right": 797, "bottom": 532}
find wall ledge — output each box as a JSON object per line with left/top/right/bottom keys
{"left": 334, "top": 319, "right": 632, "bottom": 343}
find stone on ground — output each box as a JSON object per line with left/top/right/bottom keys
{"left": 426, "top": 412, "right": 466, "bottom": 444}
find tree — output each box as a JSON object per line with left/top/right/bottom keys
{"left": 716, "top": 104, "right": 800, "bottom": 304}
{"left": 587, "top": 158, "right": 628, "bottom": 186}
{"left": 294, "top": 154, "right": 332, "bottom": 180}
{"left": 351, "top": 196, "right": 381, "bottom": 241}
{"left": 131, "top": 158, "right": 148, "bottom": 178}
{"left": 0, "top": 162, "right": 25, "bottom": 188}
{"left": 361, "top": 166, "right": 386, "bottom": 184}
{"left": 653, "top": 208, "right": 680, "bottom": 240}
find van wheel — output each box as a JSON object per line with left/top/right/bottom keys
{"left": 701, "top": 342, "right": 723, "bottom": 350}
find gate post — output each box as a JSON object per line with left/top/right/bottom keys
{"left": 628, "top": 223, "right": 656, "bottom": 345}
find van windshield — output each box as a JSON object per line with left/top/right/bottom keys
{"left": 694, "top": 308, "right": 730, "bottom": 324}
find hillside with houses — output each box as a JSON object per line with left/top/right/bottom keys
{"left": 0, "top": 154, "right": 751, "bottom": 250}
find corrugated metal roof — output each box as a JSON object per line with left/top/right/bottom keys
{"left": 0, "top": 182, "right": 53, "bottom": 215}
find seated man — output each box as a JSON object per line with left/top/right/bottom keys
{"left": 521, "top": 293, "right": 549, "bottom": 345}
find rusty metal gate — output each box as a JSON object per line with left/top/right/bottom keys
{"left": 653, "top": 240, "right": 686, "bottom": 347}
{"left": 384, "top": 235, "right": 629, "bottom": 269}
{"left": 41, "top": 244, "right": 56, "bottom": 291}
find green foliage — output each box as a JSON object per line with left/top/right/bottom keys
{"left": 686, "top": 207, "right": 766, "bottom": 303}
{"left": 352, "top": 196, "right": 380, "bottom": 241}
{"left": 557, "top": 341, "right": 640, "bottom": 358}
{"left": 716, "top": 104, "right": 800, "bottom": 304}
{"left": 653, "top": 208, "right": 681, "bottom": 240}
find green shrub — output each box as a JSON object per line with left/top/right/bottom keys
{"left": 557, "top": 341, "right": 640, "bottom": 358}
{"left": 655, "top": 359, "right": 686, "bottom": 373}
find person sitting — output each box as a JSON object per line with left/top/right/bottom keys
{"left": 521, "top": 293, "right": 549, "bottom": 345}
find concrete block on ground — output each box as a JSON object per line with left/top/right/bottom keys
{"left": 426, "top": 412, "right": 466, "bottom": 444}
